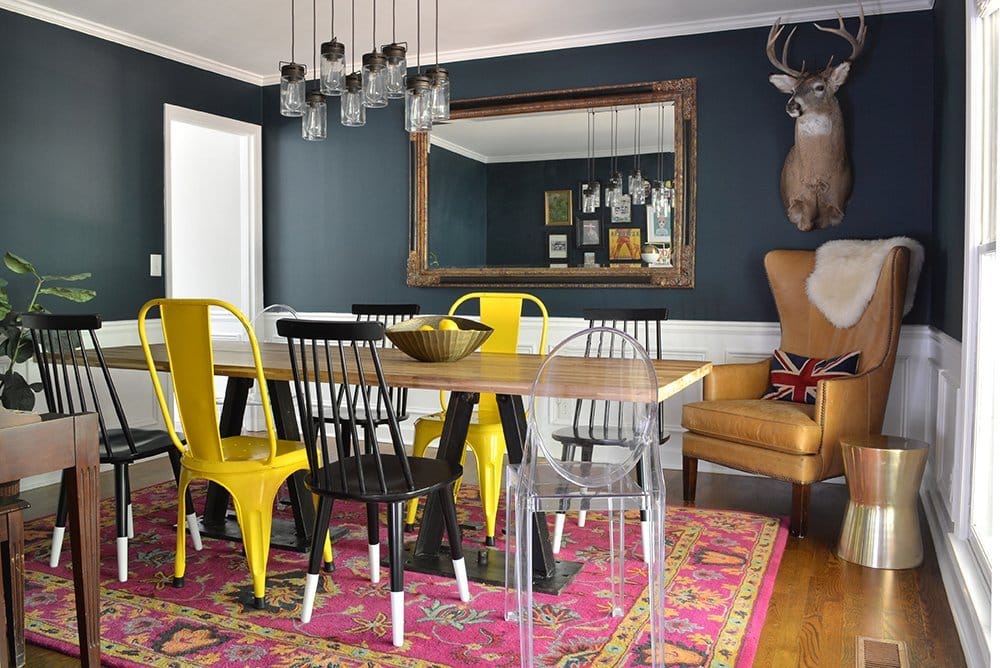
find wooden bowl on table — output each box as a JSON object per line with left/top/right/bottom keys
{"left": 385, "top": 316, "right": 493, "bottom": 362}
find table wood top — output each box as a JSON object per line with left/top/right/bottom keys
{"left": 101, "top": 341, "right": 710, "bottom": 402}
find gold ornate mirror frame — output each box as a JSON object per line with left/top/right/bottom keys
{"left": 407, "top": 78, "right": 697, "bottom": 288}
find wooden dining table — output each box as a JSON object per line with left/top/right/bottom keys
{"left": 100, "top": 339, "right": 710, "bottom": 590}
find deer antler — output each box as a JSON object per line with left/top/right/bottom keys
{"left": 766, "top": 18, "right": 805, "bottom": 77}
{"left": 813, "top": 2, "right": 867, "bottom": 63}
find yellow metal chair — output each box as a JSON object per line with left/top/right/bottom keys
{"left": 404, "top": 292, "right": 548, "bottom": 546}
{"left": 138, "top": 298, "right": 331, "bottom": 608}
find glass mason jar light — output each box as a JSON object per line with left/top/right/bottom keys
{"left": 279, "top": 63, "right": 306, "bottom": 117}
{"left": 629, "top": 169, "right": 646, "bottom": 205}
{"left": 362, "top": 51, "right": 388, "bottom": 108}
{"left": 582, "top": 180, "right": 600, "bottom": 213}
{"left": 319, "top": 40, "right": 346, "bottom": 96}
{"left": 404, "top": 74, "right": 433, "bottom": 133}
{"left": 382, "top": 43, "right": 407, "bottom": 99}
{"left": 341, "top": 72, "right": 366, "bottom": 127}
{"left": 606, "top": 172, "right": 622, "bottom": 207}
{"left": 426, "top": 66, "right": 450, "bottom": 122}
{"left": 302, "top": 91, "right": 327, "bottom": 141}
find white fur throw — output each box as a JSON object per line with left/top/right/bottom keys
{"left": 805, "top": 237, "right": 924, "bottom": 329}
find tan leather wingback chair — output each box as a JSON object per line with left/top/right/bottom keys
{"left": 681, "top": 247, "right": 909, "bottom": 537}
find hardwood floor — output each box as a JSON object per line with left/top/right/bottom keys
{"left": 17, "top": 462, "right": 964, "bottom": 667}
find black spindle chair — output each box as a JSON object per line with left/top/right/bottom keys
{"left": 278, "top": 318, "right": 469, "bottom": 647}
{"left": 21, "top": 313, "right": 201, "bottom": 583}
{"left": 551, "top": 307, "right": 669, "bottom": 560}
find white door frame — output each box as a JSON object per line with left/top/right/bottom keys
{"left": 163, "top": 104, "right": 263, "bottom": 320}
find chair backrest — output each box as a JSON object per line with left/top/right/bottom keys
{"left": 278, "top": 318, "right": 414, "bottom": 496}
{"left": 525, "top": 327, "right": 660, "bottom": 488}
{"left": 765, "top": 248, "right": 908, "bottom": 432}
{"left": 21, "top": 313, "right": 134, "bottom": 459}
{"left": 580, "top": 307, "right": 669, "bottom": 443}
{"left": 247, "top": 304, "right": 299, "bottom": 344}
{"left": 444, "top": 292, "right": 549, "bottom": 418}
{"left": 138, "top": 298, "right": 278, "bottom": 464}
{"left": 351, "top": 303, "right": 421, "bottom": 421}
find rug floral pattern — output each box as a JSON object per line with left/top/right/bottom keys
{"left": 22, "top": 481, "right": 787, "bottom": 667}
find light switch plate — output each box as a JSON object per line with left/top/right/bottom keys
{"left": 149, "top": 254, "right": 162, "bottom": 277}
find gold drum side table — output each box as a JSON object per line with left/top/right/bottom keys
{"left": 837, "top": 435, "right": 929, "bottom": 569}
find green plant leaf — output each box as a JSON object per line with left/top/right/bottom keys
{"left": 4, "top": 252, "right": 36, "bottom": 275}
{"left": 38, "top": 287, "right": 97, "bottom": 302}
{"left": 0, "top": 371, "right": 37, "bottom": 411}
{"left": 40, "top": 273, "right": 92, "bottom": 282}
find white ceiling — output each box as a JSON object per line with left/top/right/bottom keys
{"left": 1, "top": 0, "right": 931, "bottom": 84}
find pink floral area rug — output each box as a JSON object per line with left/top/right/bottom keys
{"left": 22, "top": 480, "right": 787, "bottom": 667}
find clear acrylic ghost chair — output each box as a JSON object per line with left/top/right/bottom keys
{"left": 504, "top": 327, "right": 666, "bottom": 667}
{"left": 241, "top": 304, "right": 299, "bottom": 431}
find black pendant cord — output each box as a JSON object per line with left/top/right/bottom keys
{"left": 291, "top": 0, "right": 296, "bottom": 62}
{"left": 633, "top": 105, "right": 641, "bottom": 172}
{"left": 312, "top": 0, "right": 317, "bottom": 90}
{"left": 392, "top": 0, "right": 397, "bottom": 42}
{"left": 415, "top": 0, "right": 421, "bottom": 73}
{"left": 434, "top": 0, "right": 440, "bottom": 67}
{"left": 351, "top": 0, "right": 355, "bottom": 73}
{"left": 656, "top": 104, "right": 665, "bottom": 183}
{"left": 330, "top": 0, "right": 335, "bottom": 39}
{"left": 371, "top": 0, "right": 377, "bottom": 50}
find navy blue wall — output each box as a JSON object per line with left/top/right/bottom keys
{"left": 264, "top": 11, "right": 935, "bottom": 321}
{"left": 428, "top": 146, "right": 487, "bottom": 267}
{"left": 931, "top": 0, "right": 967, "bottom": 340}
{"left": 0, "top": 9, "right": 262, "bottom": 320}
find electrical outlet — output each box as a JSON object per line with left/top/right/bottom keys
{"left": 149, "top": 254, "right": 162, "bottom": 277}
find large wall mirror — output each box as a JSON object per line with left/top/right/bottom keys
{"left": 408, "top": 78, "right": 697, "bottom": 288}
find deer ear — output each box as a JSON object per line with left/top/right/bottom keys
{"left": 828, "top": 62, "right": 851, "bottom": 91}
{"left": 769, "top": 74, "right": 797, "bottom": 94}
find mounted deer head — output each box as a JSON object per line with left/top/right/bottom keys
{"left": 767, "top": 5, "right": 867, "bottom": 231}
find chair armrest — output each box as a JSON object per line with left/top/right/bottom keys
{"left": 813, "top": 369, "right": 881, "bottom": 477}
{"left": 703, "top": 359, "right": 771, "bottom": 401}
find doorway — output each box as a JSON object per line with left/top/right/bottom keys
{"left": 163, "top": 105, "right": 262, "bottom": 337}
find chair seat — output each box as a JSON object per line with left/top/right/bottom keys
{"left": 336, "top": 408, "right": 408, "bottom": 425}
{"left": 682, "top": 399, "right": 820, "bottom": 455}
{"left": 552, "top": 425, "right": 643, "bottom": 448}
{"left": 102, "top": 428, "right": 178, "bottom": 463}
{"left": 180, "top": 436, "right": 307, "bottom": 474}
{"left": 523, "top": 462, "right": 646, "bottom": 503}
{"left": 310, "top": 455, "right": 463, "bottom": 503}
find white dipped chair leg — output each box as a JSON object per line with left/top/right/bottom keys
{"left": 552, "top": 513, "right": 566, "bottom": 555}
{"left": 186, "top": 513, "right": 203, "bottom": 551}
{"left": 301, "top": 573, "right": 320, "bottom": 623}
{"left": 391, "top": 590, "right": 404, "bottom": 647}
{"left": 369, "top": 544, "right": 380, "bottom": 583}
{"left": 49, "top": 526, "right": 65, "bottom": 567}
{"left": 578, "top": 510, "right": 587, "bottom": 527}
{"left": 116, "top": 536, "right": 129, "bottom": 582}
{"left": 127, "top": 503, "right": 134, "bottom": 539}
{"left": 453, "top": 558, "right": 470, "bottom": 602}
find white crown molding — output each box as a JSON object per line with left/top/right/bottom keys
{"left": 428, "top": 0, "right": 934, "bottom": 67}
{"left": 4, "top": 0, "right": 933, "bottom": 87}
{"left": 0, "top": 0, "right": 265, "bottom": 85}
{"left": 429, "top": 135, "right": 488, "bottom": 163}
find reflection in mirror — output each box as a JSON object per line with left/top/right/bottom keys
{"left": 408, "top": 79, "right": 697, "bottom": 288}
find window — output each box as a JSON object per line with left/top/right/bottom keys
{"left": 966, "top": 0, "right": 999, "bottom": 580}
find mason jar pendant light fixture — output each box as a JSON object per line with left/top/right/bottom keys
{"left": 607, "top": 109, "right": 622, "bottom": 208}
{"left": 404, "top": 0, "right": 432, "bottom": 132}
{"left": 342, "top": 0, "right": 366, "bottom": 126}
{"left": 381, "top": 0, "right": 407, "bottom": 99}
{"left": 582, "top": 111, "right": 600, "bottom": 213}
{"left": 361, "top": 0, "right": 388, "bottom": 108}
{"left": 425, "top": 0, "right": 450, "bottom": 122}
{"left": 280, "top": 0, "right": 306, "bottom": 117}
{"left": 303, "top": 0, "right": 327, "bottom": 140}
{"left": 319, "top": 0, "right": 345, "bottom": 95}
{"left": 650, "top": 104, "right": 668, "bottom": 216}
{"left": 629, "top": 105, "right": 646, "bottom": 205}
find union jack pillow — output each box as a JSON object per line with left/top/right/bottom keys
{"left": 761, "top": 349, "right": 860, "bottom": 405}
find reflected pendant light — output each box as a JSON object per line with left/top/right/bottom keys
{"left": 319, "top": 0, "right": 345, "bottom": 95}
{"left": 651, "top": 104, "right": 668, "bottom": 216}
{"left": 582, "top": 111, "right": 599, "bottom": 213}
{"left": 629, "top": 105, "right": 646, "bottom": 205}
{"left": 280, "top": 0, "right": 306, "bottom": 117}
{"left": 426, "top": 0, "right": 450, "bottom": 122}
{"left": 382, "top": 0, "right": 407, "bottom": 99}
{"left": 303, "top": 0, "right": 327, "bottom": 140}
{"left": 362, "top": 0, "right": 388, "bottom": 108}
{"left": 606, "top": 109, "right": 622, "bottom": 207}
{"left": 342, "top": 0, "right": 366, "bottom": 126}
{"left": 405, "top": 0, "right": 432, "bottom": 132}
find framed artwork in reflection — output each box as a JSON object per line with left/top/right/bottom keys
{"left": 544, "top": 190, "right": 573, "bottom": 226}
{"left": 548, "top": 233, "right": 569, "bottom": 259}
{"left": 575, "top": 217, "right": 600, "bottom": 248}
{"left": 608, "top": 228, "right": 641, "bottom": 261}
